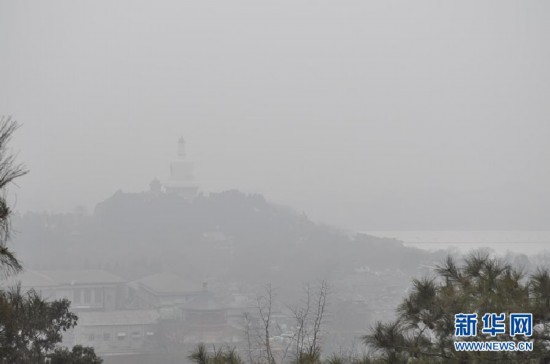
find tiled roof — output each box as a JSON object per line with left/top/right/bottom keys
{"left": 3, "top": 269, "right": 125, "bottom": 288}
{"left": 134, "top": 272, "right": 200, "bottom": 294}
{"left": 183, "top": 292, "right": 225, "bottom": 311}
{"left": 78, "top": 309, "right": 160, "bottom": 326}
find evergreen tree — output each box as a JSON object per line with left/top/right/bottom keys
{"left": 364, "top": 251, "right": 550, "bottom": 363}
{"left": 0, "top": 117, "right": 102, "bottom": 363}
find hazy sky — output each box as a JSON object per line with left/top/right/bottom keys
{"left": 1, "top": 1, "right": 549, "bottom": 230}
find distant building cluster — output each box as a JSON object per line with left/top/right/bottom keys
{"left": 10, "top": 269, "right": 245, "bottom": 363}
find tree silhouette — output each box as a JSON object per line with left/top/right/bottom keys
{"left": 364, "top": 251, "right": 550, "bottom": 363}
{"left": 0, "top": 117, "right": 27, "bottom": 277}
{"left": 0, "top": 117, "right": 101, "bottom": 363}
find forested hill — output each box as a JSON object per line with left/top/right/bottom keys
{"left": 12, "top": 189, "right": 440, "bottom": 284}
{"left": 94, "top": 189, "right": 316, "bottom": 244}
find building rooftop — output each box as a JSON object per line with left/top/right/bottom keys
{"left": 184, "top": 292, "right": 225, "bottom": 311}
{"left": 3, "top": 269, "right": 125, "bottom": 288}
{"left": 134, "top": 272, "right": 201, "bottom": 295}
{"left": 78, "top": 309, "right": 159, "bottom": 326}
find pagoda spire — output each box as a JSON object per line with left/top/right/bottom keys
{"left": 177, "top": 137, "right": 186, "bottom": 157}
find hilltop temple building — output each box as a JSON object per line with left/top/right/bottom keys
{"left": 162, "top": 137, "right": 199, "bottom": 199}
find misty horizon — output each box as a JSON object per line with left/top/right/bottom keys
{"left": 2, "top": 2, "right": 550, "bottom": 362}
{"left": 2, "top": 1, "right": 549, "bottom": 231}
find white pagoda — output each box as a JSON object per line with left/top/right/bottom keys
{"left": 164, "top": 137, "right": 199, "bottom": 199}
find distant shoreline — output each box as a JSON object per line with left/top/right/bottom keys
{"left": 362, "top": 230, "right": 550, "bottom": 254}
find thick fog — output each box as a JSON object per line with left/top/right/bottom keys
{"left": 2, "top": 2, "right": 550, "bottom": 364}
{"left": 1, "top": 0, "right": 549, "bottom": 231}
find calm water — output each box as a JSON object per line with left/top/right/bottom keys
{"left": 363, "top": 231, "right": 550, "bottom": 255}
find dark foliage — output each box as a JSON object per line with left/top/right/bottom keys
{"left": 49, "top": 345, "right": 103, "bottom": 364}
{"left": 0, "top": 117, "right": 101, "bottom": 364}
{"left": 364, "top": 252, "right": 550, "bottom": 363}
{"left": 0, "top": 285, "right": 77, "bottom": 362}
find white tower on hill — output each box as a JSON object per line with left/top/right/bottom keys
{"left": 164, "top": 137, "right": 199, "bottom": 199}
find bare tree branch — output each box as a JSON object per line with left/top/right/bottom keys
{"left": 257, "top": 284, "right": 276, "bottom": 364}
{"left": 310, "top": 280, "right": 328, "bottom": 356}
{"left": 0, "top": 116, "right": 27, "bottom": 277}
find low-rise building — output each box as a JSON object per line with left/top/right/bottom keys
{"left": 130, "top": 272, "right": 203, "bottom": 308}
{"left": 5, "top": 269, "right": 126, "bottom": 311}
{"left": 71, "top": 309, "right": 159, "bottom": 357}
